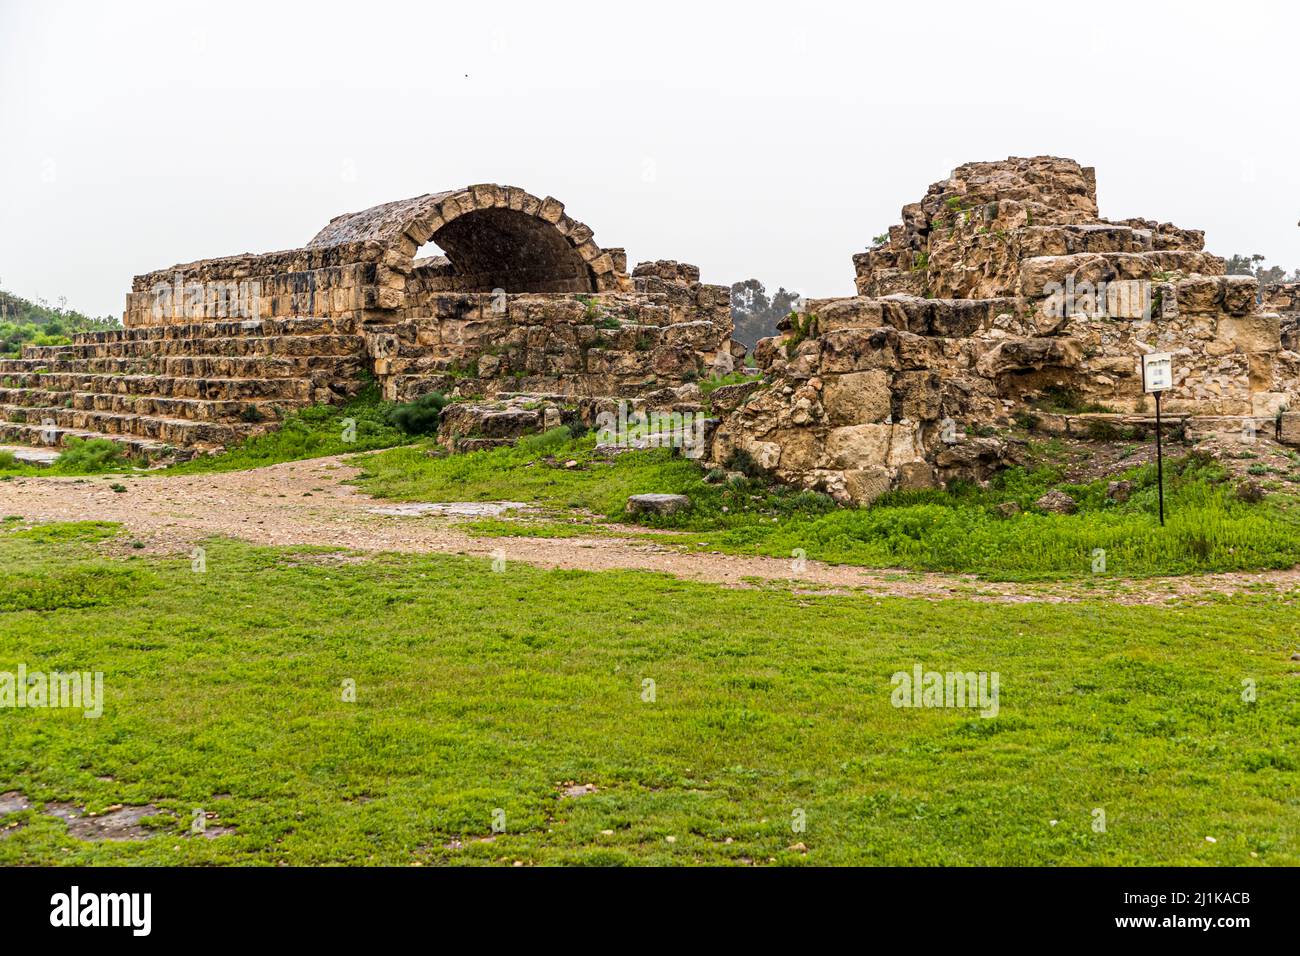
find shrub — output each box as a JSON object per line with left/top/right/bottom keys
{"left": 54, "top": 438, "right": 128, "bottom": 473}
{"left": 386, "top": 392, "right": 449, "bottom": 436}
{"left": 518, "top": 425, "right": 573, "bottom": 454}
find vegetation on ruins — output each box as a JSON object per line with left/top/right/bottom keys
{"left": 0, "top": 519, "right": 1294, "bottom": 865}
{"left": 385, "top": 391, "right": 450, "bottom": 437}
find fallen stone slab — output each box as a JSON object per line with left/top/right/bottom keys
{"left": 626, "top": 493, "right": 691, "bottom": 516}
{"left": 367, "top": 501, "right": 529, "bottom": 518}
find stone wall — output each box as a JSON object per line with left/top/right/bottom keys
{"left": 366, "top": 262, "right": 738, "bottom": 402}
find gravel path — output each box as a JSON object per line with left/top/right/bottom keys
{"left": 3, "top": 455, "right": 1299, "bottom": 605}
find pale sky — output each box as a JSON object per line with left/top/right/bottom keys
{"left": 2, "top": 0, "right": 1297, "bottom": 318}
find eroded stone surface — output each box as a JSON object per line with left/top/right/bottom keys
{"left": 627, "top": 494, "right": 692, "bottom": 516}
{"left": 45, "top": 801, "right": 166, "bottom": 842}
{"left": 367, "top": 501, "right": 529, "bottom": 518}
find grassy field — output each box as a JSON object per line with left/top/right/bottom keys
{"left": 0, "top": 521, "right": 1296, "bottom": 865}
{"left": 354, "top": 433, "right": 1300, "bottom": 581}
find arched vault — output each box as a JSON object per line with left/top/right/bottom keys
{"left": 307, "top": 184, "right": 619, "bottom": 293}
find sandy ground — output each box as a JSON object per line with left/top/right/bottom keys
{"left": 3, "top": 455, "right": 1299, "bottom": 605}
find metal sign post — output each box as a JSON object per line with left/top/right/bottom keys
{"left": 1142, "top": 352, "right": 1173, "bottom": 527}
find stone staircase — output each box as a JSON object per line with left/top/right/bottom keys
{"left": 0, "top": 317, "right": 368, "bottom": 461}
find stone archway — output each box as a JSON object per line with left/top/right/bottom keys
{"left": 307, "top": 184, "right": 620, "bottom": 295}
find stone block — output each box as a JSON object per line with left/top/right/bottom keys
{"left": 822, "top": 370, "right": 891, "bottom": 425}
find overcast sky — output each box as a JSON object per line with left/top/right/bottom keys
{"left": 1, "top": 0, "right": 1297, "bottom": 317}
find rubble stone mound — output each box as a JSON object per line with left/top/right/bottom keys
{"left": 711, "top": 156, "right": 1300, "bottom": 503}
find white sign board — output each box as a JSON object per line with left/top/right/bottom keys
{"left": 1142, "top": 352, "right": 1173, "bottom": 393}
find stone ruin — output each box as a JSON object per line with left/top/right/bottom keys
{"left": 0, "top": 160, "right": 1296, "bottom": 489}
{"left": 0, "top": 184, "right": 738, "bottom": 458}
{"left": 710, "top": 156, "right": 1300, "bottom": 502}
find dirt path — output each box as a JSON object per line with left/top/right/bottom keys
{"left": 3, "top": 455, "right": 1299, "bottom": 605}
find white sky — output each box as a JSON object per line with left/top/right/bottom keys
{"left": 1, "top": 0, "right": 1297, "bottom": 317}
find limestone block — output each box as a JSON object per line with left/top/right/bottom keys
{"left": 841, "top": 466, "right": 892, "bottom": 505}
{"left": 814, "top": 298, "right": 884, "bottom": 332}
{"left": 818, "top": 328, "right": 899, "bottom": 374}
{"left": 1221, "top": 275, "right": 1258, "bottom": 316}
{"left": 1217, "top": 314, "right": 1281, "bottom": 353}
{"left": 892, "top": 370, "right": 942, "bottom": 421}
{"left": 822, "top": 370, "right": 891, "bottom": 426}
{"left": 1279, "top": 412, "right": 1300, "bottom": 446}
{"left": 1175, "top": 276, "right": 1222, "bottom": 314}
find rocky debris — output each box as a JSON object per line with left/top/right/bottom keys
{"left": 626, "top": 493, "right": 691, "bottom": 516}
{"left": 1035, "top": 490, "right": 1078, "bottom": 515}
{"left": 1106, "top": 480, "right": 1133, "bottom": 503}
{"left": 705, "top": 156, "right": 1299, "bottom": 503}
{"left": 437, "top": 397, "right": 580, "bottom": 452}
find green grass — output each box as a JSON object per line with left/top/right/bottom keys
{"left": 354, "top": 439, "right": 1300, "bottom": 581}
{"left": 0, "top": 522, "right": 1295, "bottom": 865}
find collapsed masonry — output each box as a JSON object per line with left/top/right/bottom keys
{"left": 710, "top": 156, "right": 1300, "bottom": 503}
{"left": 0, "top": 185, "right": 739, "bottom": 458}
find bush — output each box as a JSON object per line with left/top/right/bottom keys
{"left": 54, "top": 438, "right": 128, "bottom": 473}
{"left": 518, "top": 425, "right": 574, "bottom": 454}
{"left": 386, "top": 392, "right": 449, "bottom": 436}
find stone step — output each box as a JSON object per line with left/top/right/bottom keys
{"left": 0, "top": 421, "right": 193, "bottom": 461}
{"left": 0, "top": 386, "right": 295, "bottom": 424}
{"left": 70, "top": 316, "right": 351, "bottom": 344}
{"left": 0, "top": 387, "right": 66, "bottom": 409}
{"left": 0, "top": 404, "right": 257, "bottom": 447}
{"left": 23, "top": 334, "right": 363, "bottom": 361}
{"left": 0, "top": 371, "right": 314, "bottom": 401}
{"left": 0, "top": 354, "right": 365, "bottom": 380}
{"left": 60, "top": 408, "right": 258, "bottom": 446}
{"left": 73, "top": 392, "right": 283, "bottom": 423}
